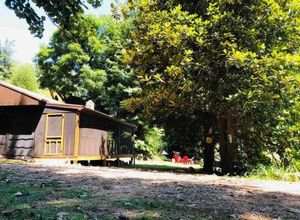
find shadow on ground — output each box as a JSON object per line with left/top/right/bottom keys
{"left": 0, "top": 163, "right": 299, "bottom": 220}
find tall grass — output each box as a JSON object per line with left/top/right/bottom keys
{"left": 249, "top": 164, "right": 299, "bottom": 182}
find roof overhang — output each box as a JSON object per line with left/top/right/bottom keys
{"left": 0, "top": 81, "right": 137, "bottom": 130}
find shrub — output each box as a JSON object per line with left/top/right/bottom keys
{"left": 135, "top": 126, "right": 166, "bottom": 156}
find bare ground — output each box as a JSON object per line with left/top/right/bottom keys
{"left": 0, "top": 162, "right": 300, "bottom": 219}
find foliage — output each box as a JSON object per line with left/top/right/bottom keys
{"left": 36, "top": 14, "right": 106, "bottom": 103}
{"left": 162, "top": 112, "right": 204, "bottom": 157}
{"left": 123, "top": 0, "right": 300, "bottom": 172}
{"left": 95, "top": 15, "right": 136, "bottom": 117}
{"left": 10, "top": 64, "right": 39, "bottom": 92}
{"left": 249, "top": 149, "right": 299, "bottom": 181}
{"left": 0, "top": 40, "right": 14, "bottom": 80}
{"left": 36, "top": 14, "right": 135, "bottom": 117}
{"left": 249, "top": 164, "right": 299, "bottom": 182}
{"left": 5, "top": 0, "right": 102, "bottom": 38}
{"left": 135, "top": 126, "right": 166, "bottom": 156}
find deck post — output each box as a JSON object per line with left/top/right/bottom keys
{"left": 73, "top": 112, "right": 80, "bottom": 165}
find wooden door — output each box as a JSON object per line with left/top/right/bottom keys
{"left": 43, "top": 113, "right": 65, "bottom": 156}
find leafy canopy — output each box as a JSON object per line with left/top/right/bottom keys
{"left": 124, "top": 0, "right": 300, "bottom": 168}
{"left": 36, "top": 14, "right": 106, "bottom": 102}
{"left": 10, "top": 64, "right": 39, "bottom": 92}
{"left": 5, "top": 0, "right": 102, "bottom": 37}
{"left": 36, "top": 14, "right": 135, "bottom": 117}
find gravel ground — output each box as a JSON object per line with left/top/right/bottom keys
{"left": 0, "top": 162, "right": 299, "bottom": 219}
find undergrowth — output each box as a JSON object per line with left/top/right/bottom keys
{"left": 249, "top": 164, "right": 299, "bottom": 182}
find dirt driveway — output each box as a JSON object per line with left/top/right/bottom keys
{"left": 0, "top": 163, "right": 299, "bottom": 219}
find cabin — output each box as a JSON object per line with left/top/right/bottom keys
{"left": 0, "top": 81, "right": 136, "bottom": 163}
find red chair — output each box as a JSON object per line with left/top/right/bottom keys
{"left": 173, "top": 153, "right": 182, "bottom": 163}
{"left": 182, "top": 156, "right": 189, "bottom": 164}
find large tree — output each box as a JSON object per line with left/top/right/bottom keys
{"left": 35, "top": 14, "right": 135, "bottom": 117}
{"left": 123, "top": 0, "right": 300, "bottom": 173}
{"left": 36, "top": 15, "right": 106, "bottom": 104}
{"left": 5, "top": 0, "right": 102, "bottom": 37}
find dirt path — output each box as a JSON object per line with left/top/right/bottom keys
{"left": 1, "top": 163, "right": 299, "bottom": 219}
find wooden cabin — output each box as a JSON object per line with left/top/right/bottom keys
{"left": 0, "top": 81, "right": 136, "bottom": 163}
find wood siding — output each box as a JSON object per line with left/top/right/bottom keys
{"left": 0, "top": 106, "right": 43, "bottom": 157}
{"left": 34, "top": 109, "right": 76, "bottom": 157}
{"left": 63, "top": 113, "right": 76, "bottom": 156}
{"left": 5, "top": 134, "right": 34, "bottom": 157}
{"left": 79, "top": 112, "right": 133, "bottom": 157}
{"left": 34, "top": 114, "right": 46, "bottom": 156}
{"left": 79, "top": 128, "right": 108, "bottom": 156}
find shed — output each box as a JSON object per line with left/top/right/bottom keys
{"left": 0, "top": 81, "right": 136, "bottom": 163}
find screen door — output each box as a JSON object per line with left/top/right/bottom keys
{"left": 44, "top": 113, "right": 65, "bottom": 156}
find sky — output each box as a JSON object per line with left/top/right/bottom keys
{"left": 0, "top": 1, "right": 115, "bottom": 64}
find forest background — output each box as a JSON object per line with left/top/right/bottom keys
{"left": 1, "top": 0, "right": 299, "bottom": 178}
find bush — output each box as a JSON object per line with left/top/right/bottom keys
{"left": 249, "top": 150, "right": 300, "bottom": 182}
{"left": 249, "top": 164, "right": 299, "bottom": 182}
{"left": 135, "top": 126, "right": 166, "bottom": 156}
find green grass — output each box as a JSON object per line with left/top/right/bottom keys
{"left": 0, "top": 172, "right": 112, "bottom": 220}
{"left": 131, "top": 163, "right": 201, "bottom": 173}
{"left": 249, "top": 164, "right": 300, "bottom": 182}
{"left": 133, "top": 163, "right": 188, "bottom": 170}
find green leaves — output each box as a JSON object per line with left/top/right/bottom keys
{"left": 36, "top": 14, "right": 137, "bottom": 119}
{"left": 125, "top": 0, "right": 300, "bottom": 170}
{"left": 10, "top": 64, "right": 39, "bottom": 92}
{"left": 36, "top": 15, "right": 104, "bottom": 101}
{"left": 5, "top": 0, "right": 103, "bottom": 38}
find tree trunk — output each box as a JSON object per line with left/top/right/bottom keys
{"left": 203, "top": 112, "right": 215, "bottom": 174}
{"left": 218, "top": 115, "right": 226, "bottom": 173}
{"left": 226, "top": 111, "right": 234, "bottom": 173}
{"left": 219, "top": 111, "right": 235, "bottom": 175}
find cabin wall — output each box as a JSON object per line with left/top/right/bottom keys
{"left": 34, "top": 114, "right": 46, "bottom": 156}
{"left": 79, "top": 112, "right": 134, "bottom": 157}
{"left": 79, "top": 128, "right": 108, "bottom": 156}
{"left": 0, "top": 135, "right": 6, "bottom": 155}
{"left": 34, "top": 108, "right": 76, "bottom": 157}
{"left": 0, "top": 104, "right": 134, "bottom": 159}
{"left": 64, "top": 113, "right": 76, "bottom": 156}
{"left": 79, "top": 113, "right": 109, "bottom": 157}
{"left": 0, "top": 106, "right": 43, "bottom": 157}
